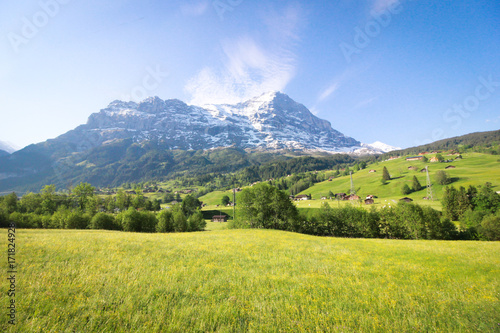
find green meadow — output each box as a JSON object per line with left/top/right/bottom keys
{"left": 198, "top": 153, "right": 500, "bottom": 213}
{"left": 297, "top": 152, "right": 500, "bottom": 210}
{"left": 2, "top": 228, "right": 499, "bottom": 332}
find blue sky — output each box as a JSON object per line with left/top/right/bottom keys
{"left": 1, "top": 0, "right": 499, "bottom": 150}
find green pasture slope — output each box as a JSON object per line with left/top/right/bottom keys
{"left": 299, "top": 152, "right": 500, "bottom": 210}
{"left": 2, "top": 229, "right": 499, "bottom": 332}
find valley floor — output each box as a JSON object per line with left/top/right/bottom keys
{"left": 2, "top": 229, "right": 499, "bottom": 332}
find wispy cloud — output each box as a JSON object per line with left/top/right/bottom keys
{"left": 318, "top": 83, "right": 340, "bottom": 103}
{"left": 180, "top": 1, "right": 210, "bottom": 17}
{"left": 354, "top": 96, "right": 379, "bottom": 109}
{"left": 185, "top": 4, "right": 302, "bottom": 105}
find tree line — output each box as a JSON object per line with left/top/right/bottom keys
{"left": 0, "top": 183, "right": 206, "bottom": 233}
{"left": 231, "top": 183, "right": 499, "bottom": 241}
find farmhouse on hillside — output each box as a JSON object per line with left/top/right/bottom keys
{"left": 406, "top": 156, "right": 423, "bottom": 161}
{"left": 430, "top": 157, "right": 439, "bottom": 162}
{"left": 445, "top": 165, "right": 456, "bottom": 169}
{"left": 399, "top": 197, "right": 413, "bottom": 203}
{"left": 364, "top": 198, "right": 374, "bottom": 205}
{"left": 295, "top": 194, "right": 311, "bottom": 201}
{"left": 335, "top": 193, "right": 347, "bottom": 200}
{"left": 369, "top": 169, "right": 377, "bottom": 173}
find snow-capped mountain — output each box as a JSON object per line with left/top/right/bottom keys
{"left": 366, "top": 141, "right": 401, "bottom": 152}
{"left": 55, "top": 91, "right": 362, "bottom": 153}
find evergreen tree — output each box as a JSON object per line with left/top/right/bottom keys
{"left": 442, "top": 186, "right": 459, "bottom": 220}
{"left": 382, "top": 166, "right": 391, "bottom": 181}
{"left": 412, "top": 176, "right": 422, "bottom": 191}
{"left": 456, "top": 186, "right": 471, "bottom": 217}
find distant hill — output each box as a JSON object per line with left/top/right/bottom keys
{"left": 298, "top": 152, "right": 500, "bottom": 210}
{"left": 385, "top": 130, "right": 500, "bottom": 157}
{"left": 0, "top": 149, "right": 9, "bottom": 157}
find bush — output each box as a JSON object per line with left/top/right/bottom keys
{"left": 401, "top": 184, "right": 411, "bottom": 195}
{"left": 157, "top": 210, "right": 174, "bottom": 232}
{"left": 140, "top": 211, "right": 158, "bottom": 233}
{"left": 459, "top": 209, "right": 487, "bottom": 239}
{"left": 0, "top": 209, "right": 9, "bottom": 228}
{"left": 9, "top": 212, "right": 37, "bottom": 228}
{"left": 479, "top": 214, "right": 500, "bottom": 241}
{"left": 90, "top": 213, "right": 119, "bottom": 230}
{"left": 172, "top": 208, "right": 188, "bottom": 232}
{"left": 435, "top": 170, "right": 451, "bottom": 185}
{"left": 65, "top": 211, "right": 90, "bottom": 229}
{"left": 119, "top": 208, "right": 157, "bottom": 232}
{"left": 120, "top": 208, "right": 142, "bottom": 232}
{"left": 187, "top": 210, "right": 206, "bottom": 231}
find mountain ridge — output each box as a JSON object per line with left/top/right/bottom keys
{"left": 0, "top": 92, "right": 399, "bottom": 192}
{"left": 57, "top": 91, "right": 364, "bottom": 154}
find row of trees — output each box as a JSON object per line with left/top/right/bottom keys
{"left": 0, "top": 183, "right": 206, "bottom": 233}
{"left": 234, "top": 183, "right": 497, "bottom": 240}
{"left": 232, "top": 183, "right": 461, "bottom": 240}
{"left": 0, "top": 183, "right": 164, "bottom": 217}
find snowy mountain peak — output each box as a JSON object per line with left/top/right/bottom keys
{"left": 59, "top": 92, "right": 364, "bottom": 153}
{"left": 365, "top": 141, "right": 401, "bottom": 153}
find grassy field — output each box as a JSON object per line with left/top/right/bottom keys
{"left": 2, "top": 229, "right": 499, "bottom": 332}
{"left": 297, "top": 153, "right": 500, "bottom": 211}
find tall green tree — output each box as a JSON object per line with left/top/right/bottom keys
{"left": 382, "top": 166, "right": 391, "bottom": 181}
{"left": 115, "top": 189, "right": 130, "bottom": 211}
{"left": 239, "top": 183, "right": 298, "bottom": 230}
{"left": 182, "top": 195, "right": 201, "bottom": 217}
{"left": 1, "top": 193, "right": 18, "bottom": 214}
{"left": 412, "top": 176, "right": 422, "bottom": 191}
{"left": 221, "top": 195, "right": 230, "bottom": 206}
{"left": 73, "top": 182, "right": 95, "bottom": 211}
{"left": 442, "top": 186, "right": 459, "bottom": 220}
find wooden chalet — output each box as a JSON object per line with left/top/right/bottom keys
{"left": 212, "top": 215, "right": 227, "bottom": 222}
{"left": 364, "top": 198, "right": 374, "bottom": 205}
{"left": 335, "top": 193, "right": 347, "bottom": 200}
{"left": 406, "top": 156, "right": 423, "bottom": 161}
{"left": 399, "top": 197, "right": 413, "bottom": 203}
{"left": 445, "top": 165, "right": 456, "bottom": 169}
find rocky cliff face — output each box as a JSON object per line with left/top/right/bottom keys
{"left": 56, "top": 91, "right": 360, "bottom": 153}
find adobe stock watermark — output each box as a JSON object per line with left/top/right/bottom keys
{"left": 415, "top": 75, "right": 500, "bottom": 146}
{"left": 339, "top": 1, "right": 404, "bottom": 64}
{"left": 120, "top": 65, "right": 169, "bottom": 102}
{"left": 212, "top": 0, "right": 244, "bottom": 22}
{"left": 7, "top": 0, "right": 72, "bottom": 54}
